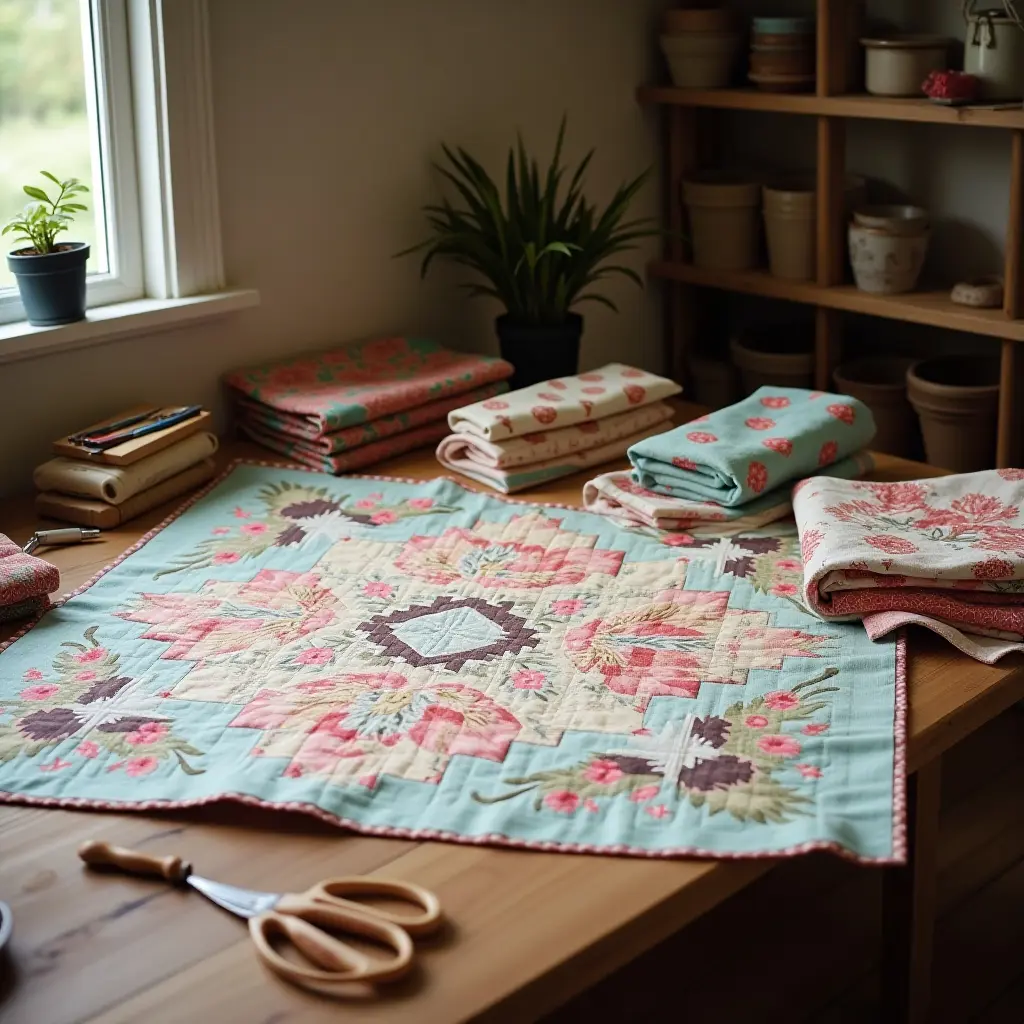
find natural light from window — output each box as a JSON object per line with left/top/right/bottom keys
{"left": 0, "top": 0, "right": 107, "bottom": 291}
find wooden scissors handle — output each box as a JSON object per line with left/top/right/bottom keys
{"left": 283, "top": 876, "right": 443, "bottom": 937}
{"left": 249, "top": 899, "right": 415, "bottom": 991}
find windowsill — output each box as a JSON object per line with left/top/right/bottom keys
{"left": 0, "top": 289, "right": 261, "bottom": 365}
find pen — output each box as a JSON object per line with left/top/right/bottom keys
{"left": 77, "top": 406, "right": 203, "bottom": 452}
{"left": 69, "top": 407, "right": 162, "bottom": 443}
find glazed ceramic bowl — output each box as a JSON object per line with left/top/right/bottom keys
{"left": 852, "top": 205, "right": 929, "bottom": 236}
{"left": 849, "top": 223, "right": 930, "bottom": 294}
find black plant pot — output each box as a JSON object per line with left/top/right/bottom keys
{"left": 7, "top": 242, "right": 89, "bottom": 326}
{"left": 495, "top": 313, "right": 583, "bottom": 390}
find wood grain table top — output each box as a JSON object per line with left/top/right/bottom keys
{"left": 2, "top": 418, "right": 1024, "bottom": 1024}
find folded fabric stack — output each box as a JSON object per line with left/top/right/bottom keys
{"left": 795, "top": 470, "right": 1024, "bottom": 664}
{"left": 225, "top": 336, "right": 514, "bottom": 474}
{"left": 34, "top": 432, "right": 220, "bottom": 529}
{"left": 0, "top": 533, "right": 60, "bottom": 622}
{"left": 436, "top": 364, "right": 681, "bottom": 492}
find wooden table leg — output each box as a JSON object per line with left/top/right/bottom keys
{"left": 881, "top": 759, "right": 942, "bottom": 1024}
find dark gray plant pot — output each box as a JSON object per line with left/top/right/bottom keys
{"left": 7, "top": 242, "right": 89, "bottom": 326}
{"left": 495, "top": 313, "right": 584, "bottom": 390}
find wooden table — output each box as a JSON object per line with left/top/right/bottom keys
{"left": 2, "top": 436, "right": 1023, "bottom": 1024}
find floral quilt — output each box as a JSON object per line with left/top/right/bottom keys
{"left": 0, "top": 464, "right": 904, "bottom": 862}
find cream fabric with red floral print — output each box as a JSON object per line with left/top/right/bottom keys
{"left": 795, "top": 470, "right": 1024, "bottom": 661}
{"left": 447, "top": 364, "right": 681, "bottom": 441}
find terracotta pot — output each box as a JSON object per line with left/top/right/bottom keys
{"left": 663, "top": 8, "right": 735, "bottom": 34}
{"left": 906, "top": 356, "right": 1000, "bottom": 472}
{"left": 849, "top": 224, "right": 929, "bottom": 294}
{"left": 749, "top": 46, "right": 816, "bottom": 78}
{"left": 833, "top": 357, "right": 920, "bottom": 459}
{"left": 729, "top": 325, "right": 814, "bottom": 395}
{"left": 763, "top": 183, "right": 815, "bottom": 281}
{"left": 683, "top": 173, "right": 761, "bottom": 270}
{"left": 688, "top": 356, "right": 740, "bottom": 410}
{"left": 661, "top": 32, "right": 741, "bottom": 89}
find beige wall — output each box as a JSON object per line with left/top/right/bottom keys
{"left": 0, "top": 0, "right": 669, "bottom": 496}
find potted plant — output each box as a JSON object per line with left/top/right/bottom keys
{"left": 4, "top": 172, "right": 90, "bottom": 326}
{"left": 398, "top": 118, "right": 656, "bottom": 389}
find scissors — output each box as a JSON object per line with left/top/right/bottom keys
{"left": 77, "top": 840, "right": 442, "bottom": 995}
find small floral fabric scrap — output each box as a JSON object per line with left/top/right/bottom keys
{"left": 0, "top": 463, "right": 903, "bottom": 863}
{"left": 628, "top": 388, "right": 876, "bottom": 506}
{"left": 224, "top": 336, "right": 513, "bottom": 435}
{"left": 795, "top": 470, "right": 1024, "bottom": 661}
{"left": 0, "top": 533, "right": 60, "bottom": 620}
{"left": 448, "top": 364, "right": 681, "bottom": 441}
{"left": 436, "top": 403, "right": 674, "bottom": 494}
{"left": 237, "top": 381, "right": 509, "bottom": 453}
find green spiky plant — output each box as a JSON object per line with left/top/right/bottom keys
{"left": 397, "top": 117, "right": 657, "bottom": 326}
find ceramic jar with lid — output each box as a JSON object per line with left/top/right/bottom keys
{"left": 861, "top": 36, "right": 949, "bottom": 96}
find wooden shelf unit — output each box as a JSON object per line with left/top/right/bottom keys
{"left": 640, "top": 0, "right": 1024, "bottom": 468}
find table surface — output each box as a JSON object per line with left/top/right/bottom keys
{"left": 3, "top": 425, "right": 1024, "bottom": 1024}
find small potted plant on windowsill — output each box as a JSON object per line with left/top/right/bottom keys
{"left": 398, "top": 119, "right": 657, "bottom": 389}
{"left": 4, "top": 172, "right": 90, "bottom": 327}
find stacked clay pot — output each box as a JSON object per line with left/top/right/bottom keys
{"left": 749, "top": 16, "right": 816, "bottom": 92}
{"left": 661, "top": 7, "right": 740, "bottom": 89}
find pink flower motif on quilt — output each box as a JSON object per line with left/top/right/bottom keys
{"left": 760, "top": 396, "right": 791, "bottom": 409}
{"left": 370, "top": 510, "right": 398, "bottom": 525}
{"left": 621, "top": 368, "right": 645, "bottom": 378}
{"left": 354, "top": 499, "right": 376, "bottom": 509}
{"left": 864, "top": 535, "right": 918, "bottom": 555}
{"left": 796, "top": 764, "right": 823, "bottom": 779}
{"left": 523, "top": 432, "right": 547, "bottom": 445}
{"left": 39, "top": 759, "right": 72, "bottom": 773}
{"left": 124, "top": 756, "right": 160, "bottom": 777}
{"left": 584, "top": 798, "right": 600, "bottom": 813}
{"left": 23, "top": 668, "right": 43, "bottom": 681}
{"left": 686, "top": 432, "right": 718, "bottom": 444}
{"left": 809, "top": 391, "right": 825, "bottom": 399}
{"left": 672, "top": 457, "right": 698, "bottom": 471}
{"left": 75, "top": 648, "right": 107, "bottom": 663}
{"left": 818, "top": 440, "right": 838, "bottom": 466}
{"left": 763, "top": 691, "right": 800, "bottom": 711}
{"left": 763, "top": 438, "right": 793, "bottom": 457}
{"left": 746, "top": 461, "right": 769, "bottom": 494}
{"left": 645, "top": 804, "right": 671, "bottom": 820}
{"left": 546, "top": 380, "right": 567, "bottom": 390}
{"left": 582, "top": 386, "right": 606, "bottom": 396}
{"left": 482, "top": 399, "right": 509, "bottom": 410}
{"left": 296, "top": 647, "right": 335, "bottom": 665}
{"left": 826, "top": 403, "right": 855, "bottom": 425}
{"left": 213, "top": 551, "right": 241, "bottom": 564}
{"left": 77, "top": 741, "right": 99, "bottom": 758}
{"left": 211, "top": 527, "right": 231, "bottom": 536}
{"left": 772, "top": 583, "right": 799, "bottom": 597}
{"left": 544, "top": 790, "right": 580, "bottom": 814}
{"left": 776, "top": 558, "right": 802, "bottom": 572}
{"left": 358, "top": 774, "right": 378, "bottom": 790}
{"left": 126, "top": 723, "right": 168, "bottom": 746}
{"left": 630, "top": 785, "right": 660, "bottom": 803}
{"left": 801, "top": 528, "right": 824, "bottom": 562}
{"left": 757, "top": 735, "right": 802, "bottom": 757}
{"left": 997, "top": 468, "right": 1024, "bottom": 480}
{"left": 972, "top": 525, "right": 1024, "bottom": 553}
{"left": 241, "top": 523, "right": 268, "bottom": 536}
{"left": 20, "top": 684, "right": 58, "bottom": 701}
{"left": 233, "top": 507, "right": 251, "bottom": 519}
{"left": 583, "top": 759, "right": 624, "bottom": 785}
{"left": 538, "top": 392, "right": 563, "bottom": 402}
{"left": 745, "top": 417, "right": 775, "bottom": 431}
{"left": 408, "top": 498, "right": 434, "bottom": 510}
{"left": 663, "top": 533, "right": 695, "bottom": 547}
{"left": 75, "top": 671, "right": 96, "bottom": 682}
{"left": 551, "top": 599, "right": 585, "bottom": 615}
{"left": 512, "top": 670, "right": 546, "bottom": 690}
{"left": 363, "top": 581, "right": 393, "bottom": 598}
{"left": 531, "top": 406, "right": 557, "bottom": 425}
{"left": 283, "top": 763, "right": 304, "bottom": 778}
{"left": 624, "top": 385, "right": 647, "bottom": 405}
{"left": 802, "top": 723, "right": 829, "bottom": 736}
{"left": 579, "top": 373, "right": 604, "bottom": 382}
{"left": 867, "top": 482, "right": 929, "bottom": 512}
{"left": 972, "top": 557, "right": 1016, "bottom": 580}
{"left": 745, "top": 714, "right": 769, "bottom": 729}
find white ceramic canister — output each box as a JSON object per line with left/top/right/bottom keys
{"left": 861, "top": 36, "right": 950, "bottom": 96}
{"left": 963, "top": 10, "right": 1024, "bottom": 100}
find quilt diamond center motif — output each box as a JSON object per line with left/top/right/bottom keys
{"left": 388, "top": 606, "right": 505, "bottom": 658}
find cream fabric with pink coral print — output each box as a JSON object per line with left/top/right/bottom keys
{"left": 795, "top": 470, "right": 1024, "bottom": 661}
{"left": 448, "top": 364, "right": 681, "bottom": 441}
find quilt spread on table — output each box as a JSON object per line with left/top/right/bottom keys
{"left": 0, "top": 464, "right": 904, "bottom": 862}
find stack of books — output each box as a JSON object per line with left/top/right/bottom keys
{"left": 33, "top": 406, "right": 219, "bottom": 528}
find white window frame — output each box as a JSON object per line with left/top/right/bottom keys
{"left": 0, "top": 0, "right": 246, "bottom": 348}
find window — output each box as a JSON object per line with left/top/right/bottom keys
{"left": 0, "top": 0, "right": 142, "bottom": 323}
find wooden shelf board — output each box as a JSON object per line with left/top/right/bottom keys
{"left": 648, "top": 261, "right": 1024, "bottom": 342}
{"left": 636, "top": 86, "right": 1024, "bottom": 130}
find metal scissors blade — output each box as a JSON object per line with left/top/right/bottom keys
{"left": 186, "top": 874, "right": 282, "bottom": 919}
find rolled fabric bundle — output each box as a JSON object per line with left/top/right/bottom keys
{"left": 628, "top": 387, "right": 875, "bottom": 504}
{"left": 795, "top": 470, "right": 1024, "bottom": 663}
{"left": 236, "top": 381, "right": 508, "bottom": 452}
{"left": 33, "top": 432, "right": 219, "bottom": 505}
{"left": 584, "top": 451, "right": 875, "bottom": 533}
{"left": 448, "top": 364, "right": 681, "bottom": 441}
{"left": 0, "top": 532, "right": 61, "bottom": 621}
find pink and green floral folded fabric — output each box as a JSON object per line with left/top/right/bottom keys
{"left": 448, "top": 364, "right": 681, "bottom": 441}
{"left": 0, "top": 534, "right": 60, "bottom": 618}
{"left": 224, "top": 337, "right": 513, "bottom": 435}
{"left": 238, "top": 381, "right": 508, "bottom": 455}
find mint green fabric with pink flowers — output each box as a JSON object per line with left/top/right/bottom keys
{"left": 629, "top": 387, "right": 876, "bottom": 506}
{"left": 0, "top": 463, "right": 903, "bottom": 862}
